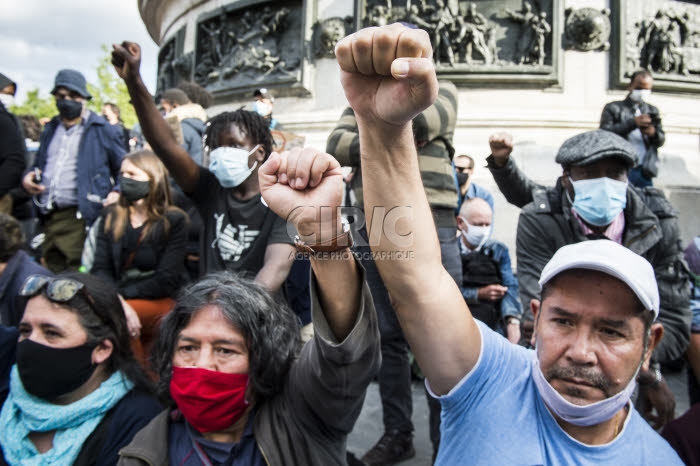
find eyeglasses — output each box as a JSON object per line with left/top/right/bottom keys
{"left": 455, "top": 166, "right": 473, "bottom": 173}
{"left": 20, "top": 275, "right": 94, "bottom": 307}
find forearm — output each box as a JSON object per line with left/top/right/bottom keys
{"left": 123, "top": 75, "right": 199, "bottom": 192}
{"left": 254, "top": 244, "right": 295, "bottom": 294}
{"left": 310, "top": 251, "right": 361, "bottom": 341}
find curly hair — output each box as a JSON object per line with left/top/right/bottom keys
{"left": 203, "top": 110, "right": 273, "bottom": 161}
{"left": 153, "top": 273, "right": 300, "bottom": 406}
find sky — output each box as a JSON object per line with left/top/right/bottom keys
{"left": 0, "top": 0, "right": 159, "bottom": 103}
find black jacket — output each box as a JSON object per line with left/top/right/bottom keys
{"left": 488, "top": 156, "right": 691, "bottom": 364}
{"left": 600, "top": 96, "right": 665, "bottom": 174}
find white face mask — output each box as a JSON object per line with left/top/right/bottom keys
{"left": 253, "top": 100, "right": 272, "bottom": 117}
{"left": 459, "top": 216, "right": 491, "bottom": 249}
{"left": 629, "top": 89, "right": 651, "bottom": 102}
{"left": 208, "top": 145, "right": 261, "bottom": 188}
{"left": 0, "top": 94, "right": 14, "bottom": 109}
{"left": 531, "top": 359, "right": 639, "bottom": 426}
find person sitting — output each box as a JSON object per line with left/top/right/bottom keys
{"left": 334, "top": 23, "right": 683, "bottom": 464}
{"left": 117, "top": 144, "right": 381, "bottom": 464}
{"left": 90, "top": 150, "right": 188, "bottom": 366}
{"left": 0, "top": 213, "right": 51, "bottom": 327}
{"left": 0, "top": 272, "right": 161, "bottom": 465}
{"left": 457, "top": 198, "right": 521, "bottom": 343}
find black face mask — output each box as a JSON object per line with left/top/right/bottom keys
{"left": 16, "top": 339, "right": 98, "bottom": 401}
{"left": 56, "top": 99, "right": 83, "bottom": 120}
{"left": 119, "top": 176, "right": 150, "bottom": 203}
{"left": 456, "top": 171, "right": 470, "bottom": 187}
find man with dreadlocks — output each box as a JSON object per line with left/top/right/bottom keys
{"left": 112, "top": 43, "right": 295, "bottom": 292}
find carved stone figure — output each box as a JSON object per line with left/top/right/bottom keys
{"left": 636, "top": 7, "right": 696, "bottom": 75}
{"left": 312, "top": 17, "right": 354, "bottom": 59}
{"left": 530, "top": 12, "right": 551, "bottom": 66}
{"left": 505, "top": 1, "right": 536, "bottom": 65}
{"left": 430, "top": 0, "right": 456, "bottom": 66}
{"left": 564, "top": 7, "right": 611, "bottom": 52}
{"left": 454, "top": 3, "right": 493, "bottom": 64}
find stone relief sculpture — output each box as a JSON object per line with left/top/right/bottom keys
{"left": 631, "top": 4, "right": 700, "bottom": 77}
{"left": 360, "top": 0, "right": 554, "bottom": 71}
{"left": 563, "top": 7, "right": 611, "bottom": 52}
{"left": 193, "top": 3, "right": 302, "bottom": 93}
{"left": 311, "top": 17, "right": 355, "bottom": 58}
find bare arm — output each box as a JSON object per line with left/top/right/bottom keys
{"left": 255, "top": 242, "right": 295, "bottom": 294}
{"left": 336, "top": 24, "right": 480, "bottom": 394}
{"left": 111, "top": 42, "right": 200, "bottom": 194}
{"left": 259, "top": 148, "right": 360, "bottom": 341}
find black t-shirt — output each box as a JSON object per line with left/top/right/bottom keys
{"left": 191, "top": 169, "right": 292, "bottom": 277}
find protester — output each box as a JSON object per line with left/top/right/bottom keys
{"left": 327, "top": 78, "right": 460, "bottom": 462}
{"left": 0, "top": 272, "right": 160, "bottom": 465}
{"left": 335, "top": 24, "right": 683, "bottom": 463}
{"left": 486, "top": 129, "right": 690, "bottom": 428}
{"left": 600, "top": 70, "right": 665, "bottom": 188}
{"left": 457, "top": 198, "right": 521, "bottom": 343}
{"left": 112, "top": 46, "right": 295, "bottom": 292}
{"left": 0, "top": 213, "right": 51, "bottom": 327}
{"left": 102, "top": 102, "right": 131, "bottom": 151}
{"left": 21, "top": 69, "right": 125, "bottom": 273}
{"left": 252, "top": 88, "right": 281, "bottom": 130}
{"left": 662, "top": 403, "right": 700, "bottom": 466}
{"left": 454, "top": 153, "right": 494, "bottom": 213}
{"left": 177, "top": 81, "right": 212, "bottom": 110}
{"left": 90, "top": 150, "right": 187, "bottom": 365}
{"left": 684, "top": 236, "right": 700, "bottom": 405}
{"left": 0, "top": 73, "right": 26, "bottom": 218}
{"left": 159, "top": 88, "right": 206, "bottom": 166}
{"left": 117, "top": 143, "right": 380, "bottom": 464}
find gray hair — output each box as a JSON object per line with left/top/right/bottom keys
{"left": 153, "top": 273, "right": 301, "bottom": 405}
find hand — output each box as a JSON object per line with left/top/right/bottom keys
{"left": 119, "top": 295, "right": 142, "bottom": 338}
{"left": 506, "top": 320, "right": 521, "bottom": 344}
{"left": 259, "top": 148, "right": 345, "bottom": 240}
{"left": 21, "top": 170, "right": 45, "bottom": 195}
{"left": 636, "top": 371, "right": 675, "bottom": 430}
{"left": 635, "top": 114, "right": 652, "bottom": 128}
{"left": 103, "top": 191, "right": 120, "bottom": 206}
{"left": 111, "top": 41, "right": 142, "bottom": 82}
{"left": 335, "top": 23, "right": 438, "bottom": 127}
{"left": 488, "top": 133, "right": 514, "bottom": 168}
{"left": 477, "top": 284, "right": 508, "bottom": 302}
{"left": 642, "top": 125, "right": 656, "bottom": 137}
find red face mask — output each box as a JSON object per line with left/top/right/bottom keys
{"left": 170, "top": 366, "right": 250, "bottom": 433}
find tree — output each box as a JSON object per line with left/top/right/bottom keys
{"left": 9, "top": 45, "right": 139, "bottom": 127}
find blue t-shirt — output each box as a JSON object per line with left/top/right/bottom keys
{"left": 429, "top": 322, "right": 683, "bottom": 465}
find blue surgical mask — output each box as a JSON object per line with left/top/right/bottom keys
{"left": 209, "top": 145, "right": 261, "bottom": 188}
{"left": 569, "top": 177, "right": 628, "bottom": 227}
{"left": 253, "top": 100, "right": 272, "bottom": 117}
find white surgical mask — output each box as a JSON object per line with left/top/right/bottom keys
{"left": 208, "top": 145, "right": 261, "bottom": 188}
{"left": 0, "top": 94, "right": 15, "bottom": 109}
{"left": 629, "top": 89, "right": 651, "bottom": 102}
{"left": 253, "top": 100, "right": 272, "bottom": 117}
{"left": 459, "top": 217, "right": 491, "bottom": 249}
{"left": 531, "top": 359, "right": 639, "bottom": 426}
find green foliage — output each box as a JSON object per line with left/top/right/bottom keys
{"left": 87, "top": 45, "right": 137, "bottom": 128}
{"left": 10, "top": 44, "right": 138, "bottom": 128}
{"left": 9, "top": 89, "right": 55, "bottom": 121}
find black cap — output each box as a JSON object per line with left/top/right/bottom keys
{"left": 51, "top": 69, "right": 92, "bottom": 100}
{"left": 0, "top": 73, "right": 16, "bottom": 95}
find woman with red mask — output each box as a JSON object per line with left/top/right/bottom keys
{"left": 115, "top": 139, "right": 380, "bottom": 463}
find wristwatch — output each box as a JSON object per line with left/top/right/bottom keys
{"left": 294, "top": 218, "right": 353, "bottom": 256}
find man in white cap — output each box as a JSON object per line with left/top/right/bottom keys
{"left": 334, "top": 22, "right": 683, "bottom": 464}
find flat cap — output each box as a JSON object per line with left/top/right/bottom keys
{"left": 539, "top": 239, "right": 659, "bottom": 320}
{"left": 555, "top": 129, "right": 638, "bottom": 168}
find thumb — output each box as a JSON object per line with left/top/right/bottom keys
{"left": 391, "top": 57, "right": 438, "bottom": 106}
{"left": 258, "top": 152, "right": 281, "bottom": 190}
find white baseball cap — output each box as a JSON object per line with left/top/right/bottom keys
{"left": 538, "top": 240, "right": 659, "bottom": 320}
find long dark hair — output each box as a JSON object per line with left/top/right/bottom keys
{"left": 153, "top": 273, "right": 300, "bottom": 406}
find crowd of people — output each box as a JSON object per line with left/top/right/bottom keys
{"left": 0, "top": 20, "right": 697, "bottom": 466}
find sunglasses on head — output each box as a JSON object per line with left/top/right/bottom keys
{"left": 20, "top": 275, "right": 94, "bottom": 307}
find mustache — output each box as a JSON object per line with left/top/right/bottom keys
{"left": 546, "top": 365, "right": 613, "bottom": 396}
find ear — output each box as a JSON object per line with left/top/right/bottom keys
{"left": 252, "top": 144, "right": 266, "bottom": 163}
{"left": 641, "top": 323, "right": 664, "bottom": 371}
{"left": 92, "top": 339, "right": 114, "bottom": 365}
{"left": 456, "top": 216, "right": 467, "bottom": 231}
{"left": 530, "top": 299, "right": 541, "bottom": 344}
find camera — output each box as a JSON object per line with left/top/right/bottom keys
{"left": 649, "top": 112, "right": 661, "bottom": 126}
{"left": 32, "top": 168, "right": 41, "bottom": 184}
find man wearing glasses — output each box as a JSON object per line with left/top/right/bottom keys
{"left": 454, "top": 153, "right": 494, "bottom": 213}
{"left": 21, "top": 69, "right": 125, "bottom": 273}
